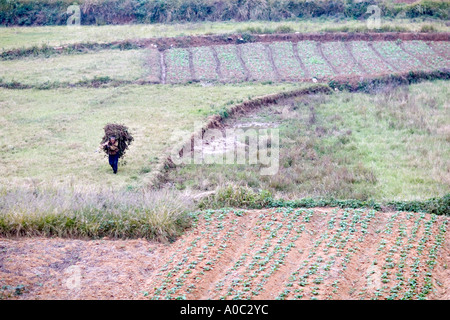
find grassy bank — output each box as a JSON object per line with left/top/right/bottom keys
{"left": 168, "top": 80, "right": 450, "bottom": 201}
{"left": 198, "top": 184, "right": 450, "bottom": 214}
{"left": 1, "top": 79, "right": 448, "bottom": 240}
{"left": 0, "top": 187, "right": 194, "bottom": 241}
{"left": 0, "top": 185, "right": 448, "bottom": 242}
{"left": 1, "top": 18, "right": 449, "bottom": 52}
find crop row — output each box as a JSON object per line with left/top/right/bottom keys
{"left": 217, "top": 208, "right": 304, "bottom": 299}
{"left": 150, "top": 208, "right": 244, "bottom": 300}
{"left": 147, "top": 208, "right": 449, "bottom": 300}
{"left": 428, "top": 41, "right": 450, "bottom": 68}
{"left": 269, "top": 41, "right": 306, "bottom": 81}
{"left": 159, "top": 41, "right": 448, "bottom": 84}
{"left": 240, "top": 43, "right": 277, "bottom": 82}
{"left": 214, "top": 45, "right": 247, "bottom": 82}
{"left": 349, "top": 41, "right": 395, "bottom": 75}
{"left": 371, "top": 41, "right": 422, "bottom": 74}
{"left": 321, "top": 41, "right": 362, "bottom": 76}
{"left": 191, "top": 46, "right": 219, "bottom": 82}
{"left": 276, "top": 208, "right": 377, "bottom": 299}
{"left": 164, "top": 48, "right": 193, "bottom": 84}
{"left": 400, "top": 41, "right": 446, "bottom": 71}
{"left": 296, "top": 40, "right": 335, "bottom": 79}
{"left": 362, "top": 212, "right": 448, "bottom": 300}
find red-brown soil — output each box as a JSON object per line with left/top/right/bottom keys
{"left": 1, "top": 208, "right": 449, "bottom": 300}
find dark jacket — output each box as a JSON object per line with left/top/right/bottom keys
{"left": 106, "top": 140, "right": 119, "bottom": 156}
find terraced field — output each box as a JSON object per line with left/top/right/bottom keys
{"left": 156, "top": 40, "right": 449, "bottom": 84}
{"left": 1, "top": 39, "right": 448, "bottom": 87}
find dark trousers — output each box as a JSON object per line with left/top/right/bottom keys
{"left": 108, "top": 153, "right": 119, "bottom": 173}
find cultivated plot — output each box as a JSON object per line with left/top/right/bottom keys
{"left": 164, "top": 48, "right": 193, "bottom": 84}
{"left": 269, "top": 41, "right": 306, "bottom": 81}
{"left": 428, "top": 41, "right": 450, "bottom": 67}
{"left": 296, "top": 41, "right": 335, "bottom": 79}
{"left": 400, "top": 41, "right": 447, "bottom": 71}
{"left": 147, "top": 208, "right": 450, "bottom": 300}
{"left": 321, "top": 41, "right": 363, "bottom": 76}
{"left": 239, "top": 43, "right": 277, "bottom": 82}
{"left": 2, "top": 41, "right": 448, "bottom": 86}
{"left": 191, "top": 46, "right": 219, "bottom": 82}
{"left": 347, "top": 41, "right": 396, "bottom": 76}
{"left": 214, "top": 45, "right": 248, "bottom": 83}
{"left": 371, "top": 41, "right": 422, "bottom": 73}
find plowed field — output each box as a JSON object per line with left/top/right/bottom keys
{"left": 156, "top": 40, "right": 449, "bottom": 84}
{"left": 2, "top": 208, "right": 449, "bottom": 300}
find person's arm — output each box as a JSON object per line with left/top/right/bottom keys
{"left": 100, "top": 141, "right": 109, "bottom": 151}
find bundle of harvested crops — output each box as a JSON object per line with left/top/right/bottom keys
{"left": 101, "top": 123, "right": 134, "bottom": 158}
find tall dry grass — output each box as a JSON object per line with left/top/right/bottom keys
{"left": 0, "top": 187, "right": 195, "bottom": 241}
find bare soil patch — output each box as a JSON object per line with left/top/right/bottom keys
{"left": 1, "top": 208, "right": 449, "bottom": 300}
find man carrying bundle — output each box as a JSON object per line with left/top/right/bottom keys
{"left": 102, "top": 136, "right": 120, "bottom": 174}
{"left": 99, "top": 123, "right": 134, "bottom": 175}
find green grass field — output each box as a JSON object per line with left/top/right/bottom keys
{"left": 0, "top": 82, "right": 301, "bottom": 191}
{"left": 1, "top": 18, "right": 448, "bottom": 52}
{"left": 0, "top": 49, "right": 149, "bottom": 85}
{"left": 0, "top": 21, "right": 448, "bottom": 242}
{"left": 1, "top": 2, "right": 450, "bottom": 303}
{"left": 168, "top": 80, "right": 450, "bottom": 201}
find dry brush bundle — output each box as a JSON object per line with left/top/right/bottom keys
{"left": 101, "top": 123, "right": 134, "bottom": 159}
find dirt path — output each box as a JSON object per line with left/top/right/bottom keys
{"left": 1, "top": 208, "right": 449, "bottom": 300}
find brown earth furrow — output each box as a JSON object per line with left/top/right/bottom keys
{"left": 415, "top": 215, "right": 448, "bottom": 296}
{"left": 344, "top": 42, "right": 368, "bottom": 75}
{"left": 193, "top": 211, "right": 259, "bottom": 299}
{"left": 322, "top": 210, "right": 382, "bottom": 300}
{"left": 292, "top": 42, "right": 310, "bottom": 78}
{"left": 426, "top": 41, "right": 450, "bottom": 61}
{"left": 257, "top": 209, "right": 329, "bottom": 300}
{"left": 160, "top": 51, "right": 167, "bottom": 84}
{"left": 367, "top": 42, "right": 399, "bottom": 72}
{"left": 316, "top": 42, "right": 339, "bottom": 76}
{"left": 210, "top": 46, "right": 223, "bottom": 82}
{"left": 348, "top": 212, "right": 405, "bottom": 300}
{"left": 397, "top": 42, "right": 433, "bottom": 70}
{"left": 430, "top": 216, "right": 450, "bottom": 299}
{"left": 187, "top": 47, "right": 196, "bottom": 81}
{"left": 265, "top": 44, "right": 281, "bottom": 81}
{"left": 145, "top": 232, "right": 213, "bottom": 299}
{"left": 235, "top": 45, "right": 251, "bottom": 81}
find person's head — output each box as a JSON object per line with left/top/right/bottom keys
{"left": 109, "top": 136, "right": 116, "bottom": 143}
